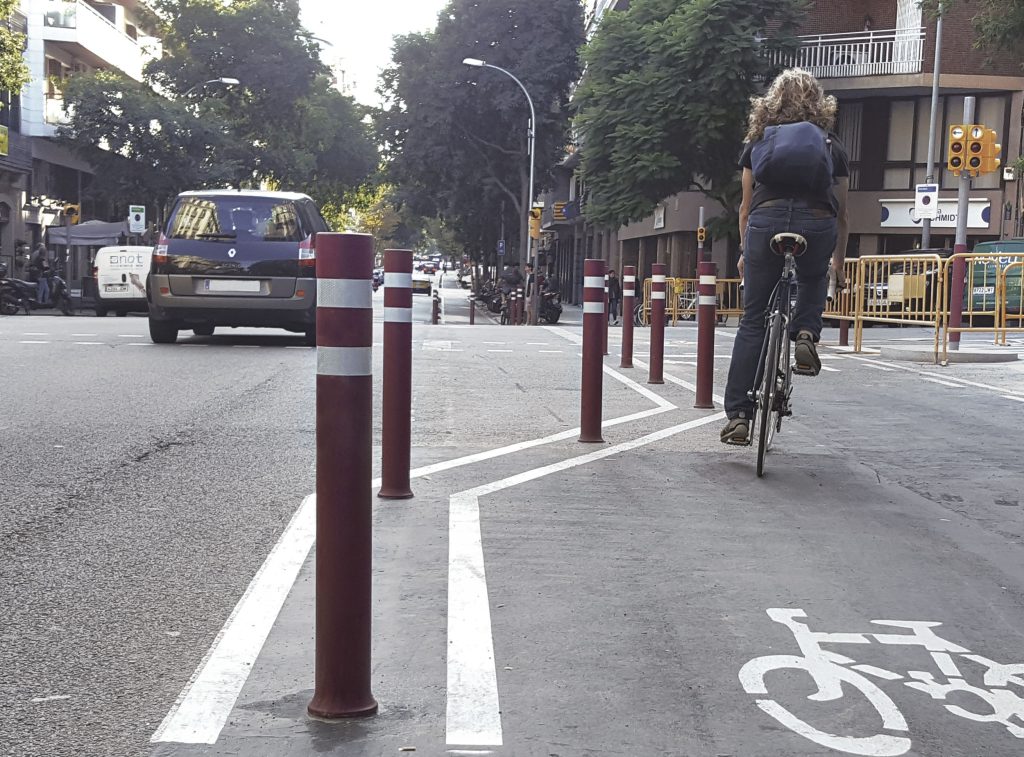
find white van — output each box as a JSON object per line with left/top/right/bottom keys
{"left": 93, "top": 245, "right": 152, "bottom": 317}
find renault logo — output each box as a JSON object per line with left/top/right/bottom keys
{"left": 228, "top": 248, "right": 237, "bottom": 258}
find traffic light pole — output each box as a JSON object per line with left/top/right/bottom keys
{"left": 922, "top": 10, "right": 943, "bottom": 249}
{"left": 948, "top": 96, "right": 975, "bottom": 353}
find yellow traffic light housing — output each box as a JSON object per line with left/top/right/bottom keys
{"left": 947, "top": 124, "right": 966, "bottom": 174}
{"left": 982, "top": 127, "right": 1001, "bottom": 175}
{"left": 64, "top": 204, "right": 80, "bottom": 224}
{"left": 966, "top": 124, "right": 985, "bottom": 175}
{"left": 529, "top": 206, "right": 542, "bottom": 239}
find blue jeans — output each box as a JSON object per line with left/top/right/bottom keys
{"left": 37, "top": 276, "right": 50, "bottom": 304}
{"left": 724, "top": 206, "right": 837, "bottom": 420}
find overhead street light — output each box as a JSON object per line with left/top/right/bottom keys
{"left": 462, "top": 56, "right": 540, "bottom": 325}
{"left": 182, "top": 77, "right": 240, "bottom": 98}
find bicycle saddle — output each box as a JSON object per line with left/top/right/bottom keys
{"left": 770, "top": 233, "right": 808, "bottom": 257}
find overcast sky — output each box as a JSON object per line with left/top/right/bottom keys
{"left": 299, "top": 0, "right": 449, "bottom": 106}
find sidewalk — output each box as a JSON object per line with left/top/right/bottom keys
{"left": 151, "top": 316, "right": 1024, "bottom": 757}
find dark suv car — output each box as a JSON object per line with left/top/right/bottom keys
{"left": 147, "top": 190, "right": 330, "bottom": 344}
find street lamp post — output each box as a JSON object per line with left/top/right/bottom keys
{"left": 462, "top": 57, "right": 540, "bottom": 325}
{"left": 181, "top": 77, "right": 240, "bottom": 99}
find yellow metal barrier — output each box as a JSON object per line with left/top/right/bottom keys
{"left": 941, "top": 252, "right": 1024, "bottom": 360}
{"left": 641, "top": 276, "right": 744, "bottom": 325}
{"left": 999, "top": 261, "right": 1024, "bottom": 345}
{"left": 852, "top": 255, "right": 944, "bottom": 357}
{"left": 823, "top": 258, "right": 859, "bottom": 322}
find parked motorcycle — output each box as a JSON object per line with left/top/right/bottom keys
{"left": 540, "top": 290, "right": 562, "bottom": 324}
{"left": 0, "top": 262, "right": 75, "bottom": 316}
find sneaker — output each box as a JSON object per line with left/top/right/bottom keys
{"left": 793, "top": 330, "right": 821, "bottom": 376}
{"left": 720, "top": 415, "right": 749, "bottom": 445}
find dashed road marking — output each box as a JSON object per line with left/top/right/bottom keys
{"left": 73, "top": 342, "right": 104, "bottom": 346}
{"left": 538, "top": 350, "right": 563, "bottom": 354}
{"left": 117, "top": 334, "right": 144, "bottom": 338}
{"left": 18, "top": 340, "right": 48, "bottom": 344}
{"left": 487, "top": 349, "right": 512, "bottom": 353}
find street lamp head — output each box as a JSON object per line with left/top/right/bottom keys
{"left": 218, "top": 77, "right": 241, "bottom": 86}
{"left": 462, "top": 58, "right": 486, "bottom": 68}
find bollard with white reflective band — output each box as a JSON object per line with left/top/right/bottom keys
{"left": 308, "top": 232, "right": 378, "bottom": 720}
{"left": 620, "top": 265, "right": 636, "bottom": 369}
{"left": 518, "top": 286, "right": 527, "bottom": 325}
{"left": 603, "top": 274, "right": 610, "bottom": 356}
{"left": 580, "top": 259, "right": 606, "bottom": 443}
{"left": 648, "top": 263, "right": 666, "bottom": 385}
{"left": 379, "top": 249, "right": 414, "bottom": 500}
{"left": 695, "top": 261, "right": 717, "bottom": 408}
{"left": 508, "top": 289, "right": 517, "bottom": 326}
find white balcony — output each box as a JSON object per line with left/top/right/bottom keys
{"left": 41, "top": 0, "right": 148, "bottom": 80}
{"left": 44, "top": 94, "right": 67, "bottom": 126}
{"left": 765, "top": 27, "right": 926, "bottom": 79}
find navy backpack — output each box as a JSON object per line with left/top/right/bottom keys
{"left": 750, "top": 122, "right": 834, "bottom": 194}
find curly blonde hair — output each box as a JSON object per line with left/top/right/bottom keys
{"left": 745, "top": 68, "right": 837, "bottom": 142}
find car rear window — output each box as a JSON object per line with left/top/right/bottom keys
{"left": 168, "top": 196, "right": 305, "bottom": 242}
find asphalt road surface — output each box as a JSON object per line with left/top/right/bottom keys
{"left": 4, "top": 283, "right": 1024, "bottom": 757}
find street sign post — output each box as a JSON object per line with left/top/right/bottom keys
{"left": 129, "top": 205, "right": 146, "bottom": 234}
{"left": 915, "top": 184, "right": 938, "bottom": 221}
{"left": 497, "top": 239, "right": 505, "bottom": 257}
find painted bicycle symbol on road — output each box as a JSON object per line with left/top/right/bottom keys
{"left": 739, "top": 608, "right": 1024, "bottom": 755}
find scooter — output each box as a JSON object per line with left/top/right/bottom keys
{"left": 0, "top": 263, "right": 75, "bottom": 316}
{"left": 540, "top": 290, "right": 562, "bottom": 324}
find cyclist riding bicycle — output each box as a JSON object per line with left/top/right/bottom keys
{"left": 721, "top": 68, "right": 850, "bottom": 445}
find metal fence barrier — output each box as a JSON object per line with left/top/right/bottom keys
{"left": 941, "top": 252, "right": 1024, "bottom": 360}
{"left": 851, "top": 254, "right": 944, "bottom": 356}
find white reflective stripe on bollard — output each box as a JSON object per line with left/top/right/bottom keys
{"left": 623, "top": 276, "right": 636, "bottom": 284}
{"left": 698, "top": 296, "right": 717, "bottom": 306}
{"left": 583, "top": 276, "right": 605, "bottom": 288}
{"left": 384, "top": 307, "right": 413, "bottom": 323}
{"left": 317, "top": 279, "right": 373, "bottom": 309}
{"left": 583, "top": 302, "right": 605, "bottom": 313}
{"left": 384, "top": 272, "right": 412, "bottom": 288}
{"left": 651, "top": 292, "right": 666, "bottom": 300}
{"left": 699, "top": 275, "right": 716, "bottom": 286}
{"left": 317, "top": 346, "right": 373, "bottom": 377}
{"left": 652, "top": 274, "right": 666, "bottom": 283}
{"left": 623, "top": 289, "right": 635, "bottom": 298}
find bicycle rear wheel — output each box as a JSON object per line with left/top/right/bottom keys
{"left": 756, "top": 311, "right": 785, "bottom": 477}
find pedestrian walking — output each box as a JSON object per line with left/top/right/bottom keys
{"left": 33, "top": 243, "right": 51, "bottom": 305}
{"left": 607, "top": 269, "right": 622, "bottom": 325}
{"left": 721, "top": 68, "right": 850, "bottom": 445}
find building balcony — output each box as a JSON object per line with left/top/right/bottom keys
{"left": 41, "top": 0, "right": 150, "bottom": 81}
{"left": 44, "top": 94, "right": 68, "bottom": 126}
{"left": 765, "top": 27, "right": 925, "bottom": 79}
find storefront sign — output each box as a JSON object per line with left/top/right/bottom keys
{"left": 879, "top": 198, "right": 991, "bottom": 229}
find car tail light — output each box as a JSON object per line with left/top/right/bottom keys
{"left": 299, "top": 235, "right": 316, "bottom": 273}
{"left": 91, "top": 266, "right": 99, "bottom": 278}
{"left": 153, "top": 233, "right": 169, "bottom": 265}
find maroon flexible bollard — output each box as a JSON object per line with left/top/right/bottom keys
{"left": 518, "top": 286, "right": 527, "bottom": 325}
{"left": 469, "top": 297, "right": 476, "bottom": 325}
{"left": 308, "top": 232, "right": 378, "bottom": 720}
{"left": 620, "top": 265, "right": 636, "bottom": 369}
{"left": 603, "top": 274, "right": 610, "bottom": 356}
{"left": 580, "top": 258, "right": 606, "bottom": 443}
{"left": 839, "top": 319, "right": 849, "bottom": 347}
{"left": 694, "top": 260, "right": 717, "bottom": 408}
{"left": 431, "top": 292, "right": 439, "bottom": 325}
{"left": 508, "top": 289, "right": 517, "bottom": 326}
{"left": 648, "top": 263, "right": 666, "bottom": 385}
{"left": 379, "top": 249, "right": 413, "bottom": 500}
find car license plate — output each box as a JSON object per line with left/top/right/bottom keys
{"left": 205, "top": 279, "right": 261, "bottom": 293}
{"left": 972, "top": 286, "right": 995, "bottom": 295}
{"left": 868, "top": 298, "right": 889, "bottom": 307}
{"left": 104, "top": 283, "right": 128, "bottom": 292}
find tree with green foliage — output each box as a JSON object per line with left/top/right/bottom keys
{"left": 378, "top": 0, "right": 584, "bottom": 264}
{"left": 921, "top": 0, "right": 1024, "bottom": 65}
{"left": 0, "top": 0, "right": 30, "bottom": 103}
{"left": 57, "top": 0, "right": 376, "bottom": 218}
{"left": 574, "top": 0, "right": 807, "bottom": 249}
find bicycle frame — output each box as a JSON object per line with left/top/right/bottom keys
{"left": 748, "top": 252, "right": 797, "bottom": 415}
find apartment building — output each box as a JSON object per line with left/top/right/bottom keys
{"left": 1, "top": 0, "right": 160, "bottom": 285}
{"left": 543, "top": 0, "right": 1024, "bottom": 300}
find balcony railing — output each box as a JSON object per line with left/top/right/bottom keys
{"left": 765, "top": 27, "right": 926, "bottom": 78}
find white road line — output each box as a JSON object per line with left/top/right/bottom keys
{"left": 74, "top": 342, "right": 104, "bottom": 346}
{"left": 538, "top": 350, "right": 563, "bottom": 354}
{"left": 483, "top": 341, "right": 506, "bottom": 345}
{"left": 18, "top": 340, "right": 49, "bottom": 344}
{"left": 819, "top": 365, "right": 841, "bottom": 373}
{"left": 23, "top": 332, "right": 49, "bottom": 336}
{"left": 603, "top": 363, "right": 675, "bottom": 409}
{"left": 127, "top": 343, "right": 153, "bottom": 347}
{"left": 117, "top": 334, "right": 144, "bottom": 338}
{"left": 1003, "top": 395, "right": 1024, "bottom": 403}
{"left": 151, "top": 495, "right": 317, "bottom": 745}
{"left": 445, "top": 412, "right": 725, "bottom": 747}
{"left": 487, "top": 349, "right": 513, "bottom": 353}
{"left": 866, "top": 364, "right": 894, "bottom": 372}
{"left": 526, "top": 342, "right": 548, "bottom": 346}
{"left": 842, "top": 355, "right": 1024, "bottom": 398}
{"left": 632, "top": 358, "right": 726, "bottom": 407}
{"left": 71, "top": 333, "right": 96, "bottom": 337}
{"left": 920, "top": 376, "right": 960, "bottom": 388}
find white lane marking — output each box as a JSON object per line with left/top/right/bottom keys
{"left": 30, "top": 695, "right": 72, "bottom": 703}
{"left": 117, "top": 334, "right": 144, "bottom": 338}
{"left": 841, "top": 354, "right": 1024, "bottom": 398}
{"left": 527, "top": 342, "right": 548, "bottom": 346}
{"left": 74, "top": 342, "right": 104, "bottom": 346}
{"left": 446, "top": 411, "right": 726, "bottom": 747}
{"left": 1003, "top": 395, "right": 1024, "bottom": 403}
{"left": 23, "top": 332, "right": 50, "bottom": 336}
{"left": 538, "top": 350, "right": 563, "bottom": 354}
{"left": 919, "top": 377, "right": 960, "bottom": 388}
{"left": 632, "top": 358, "right": 725, "bottom": 407}
{"left": 153, "top": 398, "right": 676, "bottom": 745}
{"left": 866, "top": 364, "right": 894, "bottom": 372}
{"left": 179, "top": 344, "right": 209, "bottom": 347}
{"left": 19, "top": 340, "right": 49, "bottom": 344}
{"left": 483, "top": 341, "right": 506, "bottom": 345}
{"left": 666, "top": 360, "right": 698, "bottom": 367}
{"left": 126, "top": 343, "right": 154, "bottom": 346}
{"left": 487, "top": 349, "right": 513, "bottom": 353}
{"left": 72, "top": 333, "right": 96, "bottom": 337}
{"left": 151, "top": 495, "right": 318, "bottom": 744}
{"left": 603, "top": 363, "right": 675, "bottom": 409}
{"left": 820, "top": 365, "right": 841, "bottom": 373}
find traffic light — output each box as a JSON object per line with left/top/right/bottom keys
{"left": 947, "top": 124, "right": 967, "bottom": 174}
{"left": 981, "top": 127, "right": 1001, "bottom": 175}
{"left": 529, "top": 206, "right": 542, "bottom": 239}
{"left": 966, "top": 124, "right": 985, "bottom": 175}
{"left": 64, "top": 204, "right": 80, "bottom": 224}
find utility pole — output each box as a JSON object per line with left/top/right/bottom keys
{"left": 948, "top": 96, "right": 975, "bottom": 353}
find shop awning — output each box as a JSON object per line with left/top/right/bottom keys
{"left": 47, "top": 220, "right": 129, "bottom": 246}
